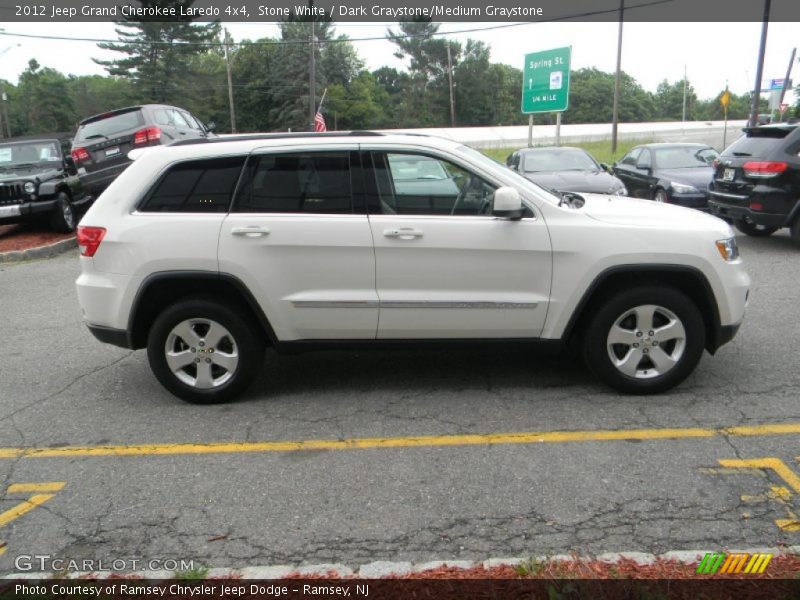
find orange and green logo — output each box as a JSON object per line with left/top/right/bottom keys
{"left": 696, "top": 552, "right": 773, "bottom": 575}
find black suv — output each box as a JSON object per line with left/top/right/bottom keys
{"left": 70, "top": 104, "right": 213, "bottom": 197}
{"left": 0, "top": 134, "right": 91, "bottom": 232}
{"left": 709, "top": 123, "right": 800, "bottom": 243}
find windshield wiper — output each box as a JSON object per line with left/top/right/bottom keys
{"left": 8, "top": 162, "right": 37, "bottom": 169}
{"left": 732, "top": 152, "right": 751, "bottom": 157}
{"left": 82, "top": 134, "right": 107, "bottom": 140}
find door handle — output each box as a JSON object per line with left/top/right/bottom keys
{"left": 383, "top": 228, "right": 423, "bottom": 239}
{"left": 231, "top": 226, "right": 270, "bottom": 238}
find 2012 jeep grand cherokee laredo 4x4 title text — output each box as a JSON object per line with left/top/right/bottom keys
{"left": 75, "top": 132, "right": 750, "bottom": 404}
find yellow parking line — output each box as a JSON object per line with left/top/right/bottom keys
{"left": 7, "top": 482, "right": 66, "bottom": 494}
{"left": 0, "top": 421, "right": 797, "bottom": 460}
{"left": 0, "top": 495, "right": 56, "bottom": 528}
{"left": 718, "top": 458, "right": 800, "bottom": 493}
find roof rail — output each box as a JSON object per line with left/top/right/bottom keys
{"left": 168, "top": 130, "right": 384, "bottom": 147}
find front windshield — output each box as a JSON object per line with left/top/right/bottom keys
{"left": 455, "top": 144, "right": 561, "bottom": 205}
{"left": 655, "top": 146, "right": 718, "bottom": 169}
{"left": 0, "top": 140, "right": 62, "bottom": 167}
{"left": 522, "top": 149, "right": 598, "bottom": 173}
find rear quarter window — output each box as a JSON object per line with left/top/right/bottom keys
{"left": 139, "top": 157, "right": 245, "bottom": 213}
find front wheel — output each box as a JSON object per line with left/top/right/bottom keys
{"left": 582, "top": 286, "right": 705, "bottom": 394}
{"left": 49, "top": 192, "right": 76, "bottom": 233}
{"left": 147, "top": 297, "right": 265, "bottom": 404}
{"left": 734, "top": 217, "right": 779, "bottom": 237}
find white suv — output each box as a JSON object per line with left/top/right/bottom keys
{"left": 75, "top": 133, "right": 750, "bottom": 403}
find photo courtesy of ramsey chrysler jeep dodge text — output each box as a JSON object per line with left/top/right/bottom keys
{"left": 75, "top": 132, "right": 750, "bottom": 404}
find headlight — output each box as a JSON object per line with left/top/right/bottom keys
{"left": 671, "top": 181, "right": 698, "bottom": 194}
{"left": 613, "top": 187, "right": 627, "bottom": 196}
{"left": 715, "top": 237, "right": 739, "bottom": 262}
{"left": 23, "top": 182, "right": 36, "bottom": 194}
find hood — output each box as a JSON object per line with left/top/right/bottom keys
{"left": 523, "top": 170, "right": 625, "bottom": 194}
{"left": 0, "top": 167, "right": 61, "bottom": 183}
{"left": 578, "top": 192, "right": 731, "bottom": 233}
{"left": 657, "top": 167, "right": 714, "bottom": 190}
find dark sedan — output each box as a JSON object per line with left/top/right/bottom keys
{"left": 612, "top": 143, "right": 719, "bottom": 211}
{"left": 506, "top": 146, "right": 627, "bottom": 196}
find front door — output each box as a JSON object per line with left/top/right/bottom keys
{"left": 363, "top": 150, "right": 552, "bottom": 339}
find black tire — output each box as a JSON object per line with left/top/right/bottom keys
{"left": 582, "top": 286, "right": 705, "bottom": 394}
{"left": 733, "top": 217, "right": 779, "bottom": 237}
{"left": 653, "top": 188, "right": 669, "bottom": 203}
{"left": 147, "top": 297, "right": 265, "bottom": 404}
{"left": 49, "top": 192, "right": 76, "bottom": 233}
{"left": 790, "top": 218, "right": 800, "bottom": 247}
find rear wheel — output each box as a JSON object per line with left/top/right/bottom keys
{"left": 790, "top": 218, "right": 800, "bottom": 246}
{"left": 49, "top": 192, "right": 76, "bottom": 233}
{"left": 582, "top": 286, "right": 705, "bottom": 394}
{"left": 147, "top": 297, "right": 265, "bottom": 404}
{"left": 734, "top": 217, "right": 779, "bottom": 237}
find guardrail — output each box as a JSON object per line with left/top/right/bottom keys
{"left": 378, "top": 120, "right": 748, "bottom": 151}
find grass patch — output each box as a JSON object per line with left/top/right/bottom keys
{"left": 175, "top": 566, "right": 210, "bottom": 580}
{"left": 514, "top": 557, "right": 547, "bottom": 577}
{"left": 481, "top": 138, "right": 652, "bottom": 166}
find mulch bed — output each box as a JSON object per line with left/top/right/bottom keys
{"left": 0, "top": 223, "right": 74, "bottom": 253}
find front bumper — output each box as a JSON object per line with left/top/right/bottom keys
{"left": 87, "top": 324, "right": 132, "bottom": 349}
{"left": 668, "top": 191, "right": 710, "bottom": 211}
{"left": 0, "top": 199, "right": 58, "bottom": 224}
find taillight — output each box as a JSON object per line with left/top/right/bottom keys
{"left": 71, "top": 147, "right": 90, "bottom": 163}
{"left": 742, "top": 161, "right": 788, "bottom": 178}
{"left": 77, "top": 226, "right": 106, "bottom": 257}
{"left": 133, "top": 126, "right": 162, "bottom": 146}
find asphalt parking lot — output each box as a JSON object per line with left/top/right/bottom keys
{"left": 0, "top": 231, "right": 799, "bottom": 572}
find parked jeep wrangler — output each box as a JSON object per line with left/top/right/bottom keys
{"left": 0, "top": 134, "right": 92, "bottom": 232}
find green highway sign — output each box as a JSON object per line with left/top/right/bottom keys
{"left": 521, "top": 46, "right": 571, "bottom": 114}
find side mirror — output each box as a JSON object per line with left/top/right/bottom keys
{"left": 205, "top": 121, "right": 216, "bottom": 133}
{"left": 493, "top": 186, "right": 524, "bottom": 220}
{"left": 600, "top": 162, "right": 611, "bottom": 172}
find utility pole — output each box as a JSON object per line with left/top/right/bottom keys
{"left": 0, "top": 36, "right": 20, "bottom": 139}
{"left": 446, "top": 42, "right": 455, "bottom": 127}
{"left": 223, "top": 28, "right": 236, "bottom": 133}
{"left": 610, "top": 0, "right": 624, "bottom": 154}
{"left": 749, "top": 0, "right": 771, "bottom": 128}
{"left": 777, "top": 47, "right": 797, "bottom": 110}
{"left": 682, "top": 64, "right": 687, "bottom": 122}
{"left": 308, "top": 2, "right": 316, "bottom": 132}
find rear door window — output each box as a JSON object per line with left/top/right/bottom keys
{"left": 139, "top": 157, "right": 245, "bottom": 213}
{"left": 233, "top": 152, "right": 353, "bottom": 214}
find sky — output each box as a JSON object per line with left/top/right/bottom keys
{"left": 0, "top": 20, "right": 797, "bottom": 106}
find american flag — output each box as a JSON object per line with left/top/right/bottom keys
{"left": 314, "top": 111, "right": 327, "bottom": 132}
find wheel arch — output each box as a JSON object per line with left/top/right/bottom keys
{"left": 128, "top": 271, "right": 278, "bottom": 350}
{"left": 563, "top": 265, "right": 724, "bottom": 354}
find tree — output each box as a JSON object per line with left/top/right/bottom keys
{"left": 67, "top": 75, "right": 140, "bottom": 121}
{"left": 95, "top": 0, "right": 220, "bottom": 104}
{"left": 325, "top": 71, "right": 390, "bottom": 130}
{"left": 15, "top": 59, "right": 77, "bottom": 133}
{"left": 387, "top": 20, "right": 454, "bottom": 126}
{"left": 655, "top": 78, "right": 698, "bottom": 121}
{"left": 564, "top": 68, "right": 655, "bottom": 124}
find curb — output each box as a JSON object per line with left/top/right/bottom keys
{"left": 0, "top": 237, "right": 77, "bottom": 264}
{"left": 6, "top": 546, "right": 799, "bottom": 579}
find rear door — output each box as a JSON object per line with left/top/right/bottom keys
{"left": 218, "top": 145, "right": 378, "bottom": 341}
